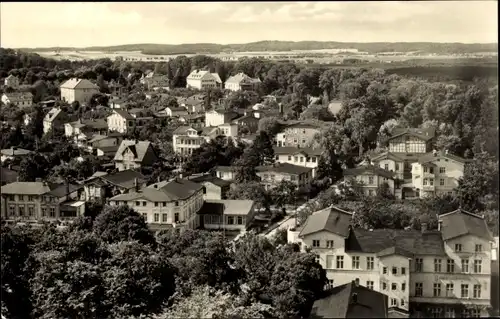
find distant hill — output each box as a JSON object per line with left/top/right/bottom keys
{"left": 17, "top": 41, "right": 498, "bottom": 55}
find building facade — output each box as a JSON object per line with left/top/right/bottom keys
{"left": 1, "top": 92, "right": 33, "bottom": 108}
{"left": 186, "top": 70, "right": 222, "bottom": 90}
{"left": 276, "top": 122, "right": 322, "bottom": 148}
{"left": 60, "top": 78, "right": 99, "bottom": 105}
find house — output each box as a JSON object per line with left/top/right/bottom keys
{"left": 215, "top": 166, "right": 237, "bottom": 181}
{"left": 1, "top": 92, "right": 33, "bottom": 108}
{"left": 1, "top": 180, "right": 86, "bottom": 222}
{"left": 205, "top": 108, "right": 239, "bottom": 127}
{"left": 410, "top": 150, "right": 469, "bottom": 198}
{"left": 109, "top": 178, "right": 205, "bottom": 231}
{"left": 187, "top": 173, "right": 232, "bottom": 200}
{"left": 309, "top": 279, "right": 389, "bottom": 318}
{"left": 256, "top": 163, "right": 313, "bottom": 191}
{"left": 276, "top": 121, "right": 322, "bottom": 148}
{"left": 224, "top": 72, "right": 261, "bottom": 91}
{"left": 107, "top": 109, "right": 137, "bottom": 134}
{"left": 83, "top": 169, "right": 146, "bottom": 203}
{"left": 60, "top": 78, "right": 99, "bottom": 105}
{"left": 139, "top": 70, "right": 155, "bottom": 84}
{"left": 172, "top": 126, "right": 209, "bottom": 156}
{"left": 1, "top": 147, "right": 32, "bottom": 163}
{"left": 202, "top": 123, "right": 239, "bottom": 140}
{"left": 288, "top": 207, "right": 494, "bottom": 318}
{"left": 4, "top": 74, "right": 20, "bottom": 89}
{"left": 177, "top": 94, "right": 206, "bottom": 113}
{"left": 64, "top": 119, "right": 108, "bottom": 147}
{"left": 186, "top": 70, "right": 222, "bottom": 90}
{"left": 232, "top": 114, "right": 259, "bottom": 133}
{"left": 370, "top": 152, "right": 408, "bottom": 181}
{"left": 86, "top": 133, "right": 123, "bottom": 156}
{"left": 327, "top": 100, "right": 343, "bottom": 116}
{"left": 343, "top": 163, "right": 398, "bottom": 197}
{"left": 274, "top": 146, "right": 323, "bottom": 177}
{"left": 179, "top": 114, "right": 205, "bottom": 130}
{"left": 1, "top": 167, "right": 18, "bottom": 186}
{"left": 43, "top": 107, "right": 69, "bottom": 134}
{"left": 143, "top": 75, "right": 169, "bottom": 90}
{"left": 387, "top": 127, "right": 436, "bottom": 154}
{"left": 166, "top": 106, "right": 189, "bottom": 118}
{"left": 198, "top": 199, "right": 256, "bottom": 231}
{"left": 113, "top": 140, "right": 159, "bottom": 171}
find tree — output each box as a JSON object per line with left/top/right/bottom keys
{"left": 258, "top": 117, "right": 282, "bottom": 136}
{"left": 227, "top": 182, "right": 270, "bottom": 210}
{"left": 252, "top": 131, "right": 275, "bottom": 165}
{"left": 271, "top": 180, "right": 298, "bottom": 208}
{"left": 92, "top": 205, "right": 156, "bottom": 247}
{"left": 18, "top": 152, "right": 50, "bottom": 182}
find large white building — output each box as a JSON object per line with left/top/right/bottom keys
{"left": 186, "top": 70, "right": 222, "bottom": 90}
{"left": 288, "top": 206, "right": 494, "bottom": 318}
{"left": 224, "top": 72, "right": 261, "bottom": 91}
{"left": 60, "top": 78, "right": 99, "bottom": 105}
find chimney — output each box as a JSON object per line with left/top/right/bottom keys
{"left": 421, "top": 222, "right": 427, "bottom": 233}
{"left": 354, "top": 278, "right": 360, "bottom": 287}
{"left": 351, "top": 293, "right": 358, "bottom": 304}
{"left": 432, "top": 149, "right": 437, "bottom": 156}
{"left": 134, "top": 178, "right": 139, "bottom": 191}
{"left": 438, "top": 220, "right": 442, "bottom": 231}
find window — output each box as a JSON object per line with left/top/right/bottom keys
{"left": 142, "top": 201, "right": 146, "bottom": 206}
{"left": 162, "top": 214, "right": 167, "bottom": 222}
{"left": 401, "top": 299, "right": 405, "bottom": 307}
{"left": 392, "top": 267, "right": 398, "bottom": 275}
{"left": 392, "top": 283, "right": 397, "bottom": 291}
{"left": 162, "top": 202, "right": 166, "bottom": 207}
{"left": 475, "top": 244, "right": 483, "bottom": 252}
{"left": 383, "top": 267, "right": 388, "bottom": 274}
{"left": 429, "top": 178, "right": 434, "bottom": 186}
{"left": 352, "top": 256, "right": 360, "bottom": 269}
{"left": 326, "top": 240, "right": 334, "bottom": 248}
{"left": 41, "top": 207, "right": 47, "bottom": 217}
{"left": 390, "top": 298, "right": 397, "bottom": 307}
{"left": 382, "top": 282, "right": 387, "bottom": 290}
{"left": 384, "top": 164, "right": 389, "bottom": 170}
{"left": 326, "top": 255, "right": 334, "bottom": 269}
{"left": 473, "top": 284, "right": 481, "bottom": 298}
{"left": 312, "top": 157, "right": 317, "bottom": 163}
{"left": 175, "top": 201, "right": 179, "bottom": 206}
{"left": 237, "top": 216, "right": 243, "bottom": 225}
{"left": 142, "top": 213, "right": 147, "bottom": 220}
{"left": 19, "top": 195, "right": 24, "bottom": 201}
{"left": 429, "top": 167, "right": 434, "bottom": 174}
{"left": 174, "top": 213, "right": 180, "bottom": 223}
{"left": 401, "top": 267, "right": 406, "bottom": 275}
{"left": 462, "top": 259, "right": 469, "bottom": 273}
{"left": 395, "top": 163, "right": 400, "bottom": 170}
{"left": 154, "top": 213, "right": 159, "bottom": 222}
{"left": 154, "top": 202, "right": 159, "bottom": 207}
{"left": 300, "top": 157, "right": 304, "bottom": 163}
{"left": 28, "top": 195, "right": 35, "bottom": 201}
{"left": 461, "top": 284, "right": 469, "bottom": 298}
{"left": 415, "top": 282, "right": 423, "bottom": 297}
{"left": 446, "top": 283, "right": 454, "bottom": 296}
{"left": 18, "top": 206, "right": 25, "bottom": 216}
{"left": 446, "top": 259, "right": 454, "bottom": 273}
{"left": 28, "top": 206, "right": 34, "bottom": 216}
{"left": 470, "top": 309, "right": 481, "bottom": 318}
{"left": 312, "top": 240, "right": 320, "bottom": 247}
{"left": 327, "top": 279, "right": 334, "bottom": 288}
{"left": 440, "top": 167, "right": 446, "bottom": 173}
{"left": 440, "top": 178, "right": 445, "bottom": 186}
{"left": 368, "top": 176, "right": 374, "bottom": 185}
{"left": 415, "top": 258, "right": 423, "bottom": 272}
{"left": 431, "top": 308, "right": 442, "bottom": 318}
{"left": 423, "top": 178, "right": 428, "bottom": 186}
{"left": 433, "top": 283, "right": 441, "bottom": 297}
{"left": 288, "top": 156, "right": 292, "bottom": 161}
{"left": 366, "top": 257, "right": 374, "bottom": 270}
{"left": 227, "top": 216, "right": 234, "bottom": 224}
{"left": 336, "top": 256, "right": 344, "bottom": 269}
{"left": 136, "top": 201, "right": 140, "bottom": 206}
{"left": 474, "top": 260, "right": 482, "bottom": 273}
{"left": 49, "top": 207, "right": 55, "bottom": 217}
{"left": 424, "top": 166, "right": 428, "bottom": 173}
{"left": 368, "top": 190, "right": 374, "bottom": 196}
{"left": 461, "top": 309, "right": 470, "bottom": 318}
{"left": 445, "top": 308, "right": 455, "bottom": 318}
{"left": 366, "top": 281, "right": 374, "bottom": 290}
{"left": 402, "top": 282, "right": 406, "bottom": 291}
{"left": 8, "top": 195, "right": 14, "bottom": 201}
{"left": 455, "top": 243, "right": 462, "bottom": 252}
{"left": 294, "top": 156, "right": 298, "bottom": 162}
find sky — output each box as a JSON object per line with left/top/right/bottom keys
{"left": 1, "top": 1, "right": 497, "bottom": 48}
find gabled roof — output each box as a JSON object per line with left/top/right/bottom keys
{"left": 1, "top": 181, "right": 81, "bottom": 197}
{"left": 113, "top": 140, "right": 152, "bottom": 162}
{"left": 110, "top": 109, "right": 134, "bottom": 120}
{"left": 284, "top": 121, "right": 323, "bottom": 129}
{"left": 60, "top": 78, "right": 99, "bottom": 90}
{"left": 67, "top": 118, "right": 108, "bottom": 130}
{"left": 299, "top": 206, "right": 353, "bottom": 238}
{"left": 311, "top": 281, "right": 388, "bottom": 318}
{"left": 0, "top": 147, "right": 32, "bottom": 157}
{"left": 198, "top": 199, "right": 254, "bottom": 216}
{"left": 2, "top": 92, "right": 33, "bottom": 101}
{"left": 215, "top": 166, "right": 236, "bottom": 173}
{"left": 95, "top": 169, "right": 146, "bottom": 189}
{"left": 256, "top": 163, "right": 312, "bottom": 175}
{"left": 388, "top": 127, "right": 436, "bottom": 142}
{"left": 44, "top": 107, "right": 64, "bottom": 122}
{"left": 111, "top": 178, "right": 203, "bottom": 203}
{"left": 173, "top": 125, "right": 199, "bottom": 135}
{"left": 439, "top": 209, "right": 494, "bottom": 242}
{"left": 273, "top": 146, "right": 324, "bottom": 157}
{"left": 187, "top": 174, "right": 232, "bottom": 187}
{"left": 343, "top": 165, "right": 396, "bottom": 180}
{"left": 211, "top": 73, "right": 222, "bottom": 84}
{"left": 187, "top": 70, "right": 221, "bottom": 83}
{"left": 370, "top": 151, "right": 405, "bottom": 163}
{"left": 416, "top": 150, "right": 469, "bottom": 165}
{"left": 225, "top": 72, "right": 259, "bottom": 84}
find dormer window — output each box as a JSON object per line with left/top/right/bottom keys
{"left": 455, "top": 244, "right": 462, "bottom": 252}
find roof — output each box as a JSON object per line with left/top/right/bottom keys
{"left": 389, "top": 127, "right": 436, "bottom": 142}
{"left": 370, "top": 151, "right": 405, "bottom": 163}
{"left": 1, "top": 167, "right": 18, "bottom": 184}
{"left": 416, "top": 151, "right": 469, "bottom": 165}
{"left": 110, "top": 178, "right": 203, "bottom": 202}
{"left": 311, "top": 281, "right": 388, "bottom": 318}
{"left": 215, "top": 166, "right": 236, "bottom": 173}
{"left": 113, "top": 140, "right": 153, "bottom": 162}
{"left": 44, "top": 107, "right": 64, "bottom": 122}
{"left": 346, "top": 228, "right": 446, "bottom": 256}
{"left": 2, "top": 92, "right": 33, "bottom": 101}
{"left": 110, "top": 109, "right": 134, "bottom": 120}
{"left": 187, "top": 70, "right": 221, "bottom": 83}
{"left": 256, "top": 163, "right": 313, "bottom": 175}
{"left": 343, "top": 165, "right": 396, "bottom": 180}
{"left": 167, "top": 106, "right": 187, "bottom": 112}
{"left": 173, "top": 126, "right": 198, "bottom": 135}
{"left": 438, "top": 209, "right": 494, "bottom": 242}
{"left": 225, "top": 72, "right": 259, "bottom": 84}
{"left": 211, "top": 73, "right": 222, "bottom": 83}
{"left": 198, "top": 199, "right": 254, "bottom": 216}
{"left": 285, "top": 121, "right": 322, "bottom": 129}
{"left": 273, "top": 146, "right": 324, "bottom": 156}
{"left": 0, "top": 147, "right": 32, "bottom": 157}
{"left": 1, "top": 181, "right": 81, "bottom": 197}
{"left": 87, "top": 169, "right": 146, "bottom": 189}
{"left": 299, "top": 206, "right": 353, "bottom": 238}
{"left": 60, "top": 78, "right": 99, "bottom": 90}
{"left": 67, "top": 118, "right": 108, "bottom": 130}
{"left": 187, "top": 174, "right": 232, "bottom": 187}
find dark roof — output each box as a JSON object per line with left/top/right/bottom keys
{"left": 113, "top": 140, "right": 153, "bottom": 163}
{"left": 187, "top": 174, "right": 232, "bottom": 187}
{"left": 1, "top": 167, "right": 18, "bottom": 184}
{"left": 311, "top": 281, "right": 388, "bottom": 318}
{"left": 343, "top": 165, "right": 396, "bottom": 179}
{"left": 256, "top": 163, "right": 312, "bottom": 175}
{"left": 371, "top": 151, "right": 405, "bottom": 163}
{"left": 112, "top": 109, "right": 134, "bottom": 120}
{"left": 46, "top": 183, "right": 83, "bottom": 197}
{"left": 167, "top": 106, "right": 187, "bottom": 112}
{"left": 1, "top": 181, "right": 81, "bottom": 197}
{"left": 389, "top": 127, "right": 436, "bottom": 142}
{"left": 198, "top": 199, "right": 254, "bottom": 216}
{"left": 215, "top": 166, "right": 236, "bottom": 173}
{"left": 273, "top": 146, "right": 324, "bottom": 156}
{"left": 346, "top": 228, "right": 446, "bottom": 256}
{"left": 439, "top": 209, "right": 494, "bottom": 242}
{"left": 285, "top": 121, "right": 322, "bottom": 129}
{"left": 87, "top": 169, "right": 146, "bottom": 189}
{"left": 300, "top": 206, "right": 353, "bottom": 238}
{"left": 110, "top": 178, "right": 203, "bottom": 202}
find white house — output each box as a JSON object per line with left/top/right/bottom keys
{"left": 172, "top": 126, "right": 209, "bottom": 156}
{"left": 205, "top": 108, "right": 238, "bottom": 127}
{"left": 224, "top": 72, "right": 261, "bottom": 91}
{"left": 4, "top": 74, "right": 20, "bottom": 89}
{"left": 107, "top": 109, "right": 136, "bottom": 134}
{"left": 60, "top": 78, "right": 99, "bottom": 105}
{"left": 273, "top": 146, "right": 324, "bottom": 177}
{"left": 1, "top": 92, "right": 33, "bottom": 108}
{"left": 186, "top": 70, "right": 222, "bottom": 90}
